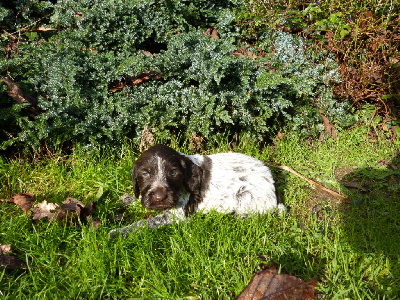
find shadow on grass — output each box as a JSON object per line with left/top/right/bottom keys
{"left": 338, "top": 152, "right": 400, "bottom": 294}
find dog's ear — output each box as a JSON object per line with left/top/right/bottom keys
{"left": 131, "top": 163, "right": 140, "bottom": 198}
{"left": 180, "top": 156, "right": 202, "bottom": 193}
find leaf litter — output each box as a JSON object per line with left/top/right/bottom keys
{"left": 236, "top": 266, "right": 317, "bottom": 300}
{"left": 1, "top": 194, "right": 101, "bottom": 270}
{"left": 0, "top": 244, "right": 28, "bottom": 270}
{"left": 1, "top": 193, "right": 99, "bottom": 226}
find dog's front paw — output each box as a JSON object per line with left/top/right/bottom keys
{"left": 108, "top": 223, "right": 142, "bottom": 240}
{"left": 107, "top": 228, "right": 120, "bottom": 240}
{"left": 108, "top": 227, "right": 131, "bottom": 240}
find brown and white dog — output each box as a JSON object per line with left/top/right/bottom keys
{"left": 109, "top": 144, "right": 285, "bottom": 238}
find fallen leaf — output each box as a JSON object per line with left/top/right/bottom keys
{"left": 32, "top": 198, "right": 94, "bottom": 225}
{"left": 377, "top": 158, "right": 398, "bottom": 170}
{"left": 131, "top": 72, "right": 152, "bottom": 85}
{"left": 139, "top": 125, "right": 155, "bottom": 153}
{"left": 58, "top": 198, "right": 87, "bottom": 224}
{"left": 231, "top": 51, "right": 245, "bottom": 57}
{"left": 61, "top": 197, "right": 85, "bottom": 210}
{"left": 108, "top": 70, "right": 163, "bottom": 92}
{"left": 319, "top": 110, "right": 337, "bottom": 139}
{"left": 211, "top": 28, "right": 218, "bottom": 39}
{"left": 32, "top": 200, "right": 60, "bottom": 220}
{"left": 203, "top": 27, "right": 218, "bottom": 39}
{"left": 7, "top": 193, "right": 36, "bottom": 214}
{"left": 0, "top": 245, "right": 27, "bottom": 270}
{"left": 79, "top": 201, "right": 94, "bottom": 222}
{"left": 0, "top": 255, "right": 27, "bottom": 270}
{"left": 236, "top": 267, "right": 317, "bottom": 300}
{"left": 231, "top": 47, "right": 258, "bottom": 59}
{"left": 73, "top": 11, "right": 83, "bottom": 18}
{"left": 276, "top": 131, "right": 283, "bottom": 141}
{"left": 141, "top": 50, "right": 154, "bottom": 56}
{"left": 0, "top": 245, "right": 11, "bottom": 254}
{"left": 82, "top": 46, "right": 98, "bottom": 53}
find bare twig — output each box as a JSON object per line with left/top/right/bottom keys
{"left": 267, "top": 163, "right": 350, "bottom": 202}
{"left": 0, "top": 77, "right": 38, "bottom": 106}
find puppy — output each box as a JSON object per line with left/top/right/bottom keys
{"left": 109, "top": 144, "right": 285, "bottom": 237}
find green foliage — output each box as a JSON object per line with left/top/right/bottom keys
{"left": 236, "top": 0, "right": 399, "bottom": 123}
{"left": 0, "top": 0, "right": 351, "bottom": 151}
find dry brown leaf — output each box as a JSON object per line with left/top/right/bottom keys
{"left": 145, "top": 212, "right": 153, "bottom": 218}
{"left": 0, "top": 255, "right": 27, "bottom": 270}
{"left": 377, "top": 158, "right": 398, "bottom": 170}
{"left": 32, "top": 200, "right": 60, "bottom": 220}
{"left": 276, "top": 131, "right": 283, "bottom": 141}
{"left": 0, "top": 245, "right": 27, "bottom": 270}
{"left": 231, "top": 47, "right": 258, "bottom": 59}
{"left": 73, "top": 11, "right": 83, "bottom": 18}
{"left": 140, "top": 125, "right": 155, "bottom": 152}
{"left": 210, "top": 28, "right": 218, "bottom": 39}
{"left": 108, "top": 70, "right": 163, "bottom": 92}
{"left": 58, "top": 198, "right": 88, "bottom": 224}
{"left": 131, "top": 73, "right": 152, "bottom": 85}
{"left": 31, "top": 198, "right": 95, "bottom": 225}
{"left": 232, "top": 51, "right": 245, "bottom": 57}
{"left": 78, "top": 200, "right": 94, "bottom": 222}
{"left": 5, "top": 193, "right": 99, "bottom": 227}
{"left": 189, "top": 132, "right": 204, "bottom": 152}
{"left": 8, "top": 193, "right": 36, "bottom": 214}
{"left": 203, "top": 27, "right": 218, "bottom": 39}
{"left": 0, "top": 244, "right": 11, "bottom": 254}
{"left": 82, "top": 46, "right": 98, "bottom": 53}
{"left": 108, "top": 81, "right": 125, "bottom": 92}
{"left": 319, "top": 110, "right": 337, "bottom": 139}
{"left": 236, "top": 267, "right": 317, "bottom": 300}
{"left": 141, "top": 50, "right": 154, "bottom": 56}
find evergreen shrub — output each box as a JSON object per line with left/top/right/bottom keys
{"left": 0, "top": 0, "right": 352, "bottom": 151}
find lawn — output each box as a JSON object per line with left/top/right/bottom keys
{"left": 1, "top": 124, "right": 399, "bottom": 299}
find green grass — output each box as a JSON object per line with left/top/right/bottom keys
{"left": 1, "top": 125, "right": 399, "bottom": 299}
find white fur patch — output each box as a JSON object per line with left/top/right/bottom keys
{"left": 186, "top": 152, "right": 282, "bottom": 215}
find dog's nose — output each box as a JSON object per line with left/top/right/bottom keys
{"left": 152, "top": 189, "right": 167, "bottom": 202}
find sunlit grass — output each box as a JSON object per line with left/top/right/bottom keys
{"left": 1, "top": 125, "right": 399, "bottom": 299}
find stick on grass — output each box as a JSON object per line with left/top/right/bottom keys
{"left": 267, "top": 163, "right": 350, "bottom": 202}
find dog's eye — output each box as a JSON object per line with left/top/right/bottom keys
{"left": 169, "top": 169, "right": 178, "bottom": 177}
{"left": 141, "top": 170, "right": 151, "bottom": 177}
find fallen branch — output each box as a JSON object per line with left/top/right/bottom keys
{"left": 267, "top": 163, "right": 350, "bottom": 202}
{"left": 0, "top": 77, "right": 38, "bottom": 106}
{"left": 108, "top": 70, "right": 163, "bottom": 92}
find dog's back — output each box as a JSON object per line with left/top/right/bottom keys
{"left": 186, "top": 152, "right": 283, "bottom": 215}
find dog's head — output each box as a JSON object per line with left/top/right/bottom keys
{"left": 132, "top": 144, "right": 202, "bottom": 210}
